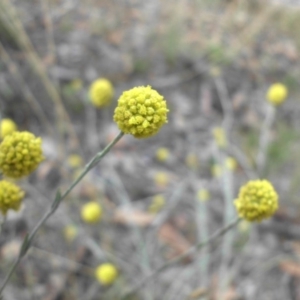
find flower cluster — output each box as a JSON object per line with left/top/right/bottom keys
{"left": 113, "top": 86, "right": 169, "bottom": 138}
{"left": 81, "top": 201, "right": 102, "bottom": 223}
{"left": 0, "top": 180, "right": 25, "bottom": 215}
{"left": 0, "top": 131, "right": 44, "bottom": 178}
{"left": 95, "top": 263, "right": 118, "bottom": 285}
{"left": 89, "top": 78, "right": 114, "bottom": 108}
{"left": 149, "top": 194, "right": 165, "bottom": 214}
{"left": 234, "top": 180, "right": 278, "bottom": 222}
{"left": 0, "top": 119, "right": 17, "bottom": 139}
{"left": 266, "top": 83, "right": 288, "bottom": 106}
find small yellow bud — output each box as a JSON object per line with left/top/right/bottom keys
{"left": 212, "top": 127, "right": 227, "bottom": 148}
{"left": 211, "top": 164, "right": 222, "bottom": 178}
{"left": 89, "top": 78, "right": 114, "bottom": 108}
{"left": 266, "top": 83, "right": 288, "bottom": 106}
{"left": 197, "top": 189, "right": 210, "bottom": 202}
{"left": 148, "top": 194, "right": 165, "bottom": 214}
{"left": 0, "top": 119, "right": 17, "bottom": 139}
{"left": 95, "top": 263, "right": 118, "bottom": 285}
{"left": 67, "top": 154, "right": 83, "bottom": 169}
{"left": 154, "top": 172, "right": 169, "bottom": 187}
{"left": 156, "top": 147, "right": 170, "bottom": 162}
{"left": 81, "top": 202, "right": 102, "bottom": 224}
{"left": 185, "top": 153, "right": 199, "bottom": 170}
{"left": 63, "top": 225, "right": 78, "bottom": 242}
{"left": 225, "top": 157, "right": 237, "bottom": 171}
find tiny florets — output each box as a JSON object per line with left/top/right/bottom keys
{"left": 267, "top": 83, "right": 288, "bottom": 106}
{"left": 1, "top": 119, "right": 17, "bottom": 139}
{"left": 95, "top": 263, "right": 118, "bottom": 285}
{"left": 113, "top": 85, "right": 169, "bottom": 138}
{"left": 81, "top": 201, "right": 102, "bottom": 223}
{"left": 89, "top": 78, "right": 114, "bottom": 108}
{"left": 234, "top": 179, "right": 278, "bottom": 222}
{"left": 0, "top": 180, "right": 25, "bottom": 215}
{"left": 0, "top": 131, "right": 44, "bottom": 178}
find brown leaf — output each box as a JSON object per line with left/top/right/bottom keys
{"left": 113, "top": 208, "right": 155, "bottom": 227}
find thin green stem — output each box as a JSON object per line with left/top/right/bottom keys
{"left": 121, "top": 217, "right": 241, "bottom": 299}
{"left": 0, "top": 132, "right": 124, "bottom": 295}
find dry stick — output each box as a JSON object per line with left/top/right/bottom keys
{"left": 121, "top": 217, "right": 241, "bottom": 299}
{"left": 0, "top": 132, "right": 124, "bottom": 296}
{"left": 0, "top": 42, "right": 55, "bottom": 138}
{"left": 2, "top": 0, "right": 80, "bottom": 151}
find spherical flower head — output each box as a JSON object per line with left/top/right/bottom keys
{"left": 185, "top": 153, "right": 199, "bottom": 170}
{"left": 154, "top": 172, "right": 169, "bottom": 187}
{"left": 89, "top": 78, "right": 114, "bottom": 108}
{"left": 95, "top": 263, "right": 118, "bottom": 286}
{"left": 212, "top": 127, "right": 227, "bottom": 148}
{"left": 113, "top": 85, "right": 169, "bottom": 138}
{"left": 1, "top": 119, "right": 17, "bottom": 139}
{"left": 211, "top": 164, "right": 222, "bottom": 178}
{"left": 197, "top": 189, "right": 210, "bottom": 202}
{"left": 63, "top": 225, "right": 78, "bottom": 242}
{"left": 0, "top": 180, "right": 25, "bottom": 215}
{"left": 67, "top": 154, "right": 82, "bottom": 169}
{"left": 225, "top": 157, "right": 237, "bottom": 171}
{"left": 0, "top": 131, "right": 44, "bottom": 178}
{"left": 149, "top": 194, "right": 165, "bottom": 214}
{"left": 156, "top": 147, "right": 170, "bottom": 162}
{"left": 267, "top": 83, "right": 288, "bottom": 106}
{"left": 81, "top": 201, "right": 102, "bottom": 223}
{"left": 234, "top": 179, "right": 278, "bottom": 222}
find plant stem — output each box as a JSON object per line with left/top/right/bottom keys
{"left": 121, "top": 217, "right": 241, "bottom": 299}
{"left": 0, "top": 132, "right": 124, "bottom": 295}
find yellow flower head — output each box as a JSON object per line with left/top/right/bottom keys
{"left": 113, "top": 85, "right": 169, "bottom": 138}
{"left": 89, "top": 78, "right": 114, "bottom": 108}
{"left": 211, "top": 164, "right": 222, "bottom": 178}
{"left": 0, "top": 180, "right": 25, "bottom": 215}
{"left": 234, "top": 180, "right": 278, "bottom": 222}
{"left": 266, "top": 83, "right": 288, "bottom": 106}
{"left": 197, "top": 188, "right": 210, "bottom": 202}
{"left": 212, "top": 127, "right": 227, "bottom": 148}
{"left": 225, "top": 157, "right": 237, "bottom": 171}
{"left": 67, "top": 154, "right": 83, "bottom": 169}
{"left": 156, "top": 147, "right": 170, "bottom": 162}
{"left": 149, "top": 194, "right": 165, "bottom": 214}
{"left": 154, "top": 172, "right": 169, "bottom": 187}
{"left": 1, "top": 119, "right": 17, "bottom": 139}
{"left": 95, "top": 263, "right": 118, "bottom": 286}
{"left": 0, "top": 131, "right": 44, "bottom": 178}
{"left": 81, "top": 201, "right": 102, "bottom": 223}
{"left": 185, "top": 153, "right": 199, "bottom": 170}
{"left": 63, "top": 225, "right": 78, "bottom": 242}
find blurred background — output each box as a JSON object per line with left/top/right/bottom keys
{"left": 1, "top": 0, "right": 300, "bottom": 299}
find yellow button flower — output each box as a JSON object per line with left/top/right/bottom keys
{"left": 95, "top": 263, "right": 118, "bottom": 285}
{"left": 1, "top": 118, "right": 17, "bottom": 139}
{"left": 89, "top": 78, "right": 114, "bottom": 108}
{"left": 154, "top": 172, "right": 169, "bottom": 187}
{"left": 113, "top": 85, "right": 169, "bottom": 138}
{"left": 148, "top": 194, "right": 165, "bottom": 214}
{"left": 0, "top": 180, "right": 25, "bottom": 215}
{"left": 67, "top": 154, "right": 82, "bottom": 169}
{"left": 234, "top": 180, "right": 278, "bottom": 222}
{"left": 156, "top": 147, "right": 170, "bottom": 162}
{"left": 212, "top": 127, "right": 227, "bottom": 148}
{"left": 197, "top": 188, "right": 210, "bottom": 202}
{"left": 81, "top": 201, "right": 102, "bottom": 223}
{"left": 225, "top": 157, "right": 237, "bottom": 171}
{"left": 266, "top": 83, "right": 288, "bottom": 106}
{"left": 63, "top": 225, "right": 78, "bottom": 242}
{"left": 0, "top": 131, "right": 44, "bottom": 178}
